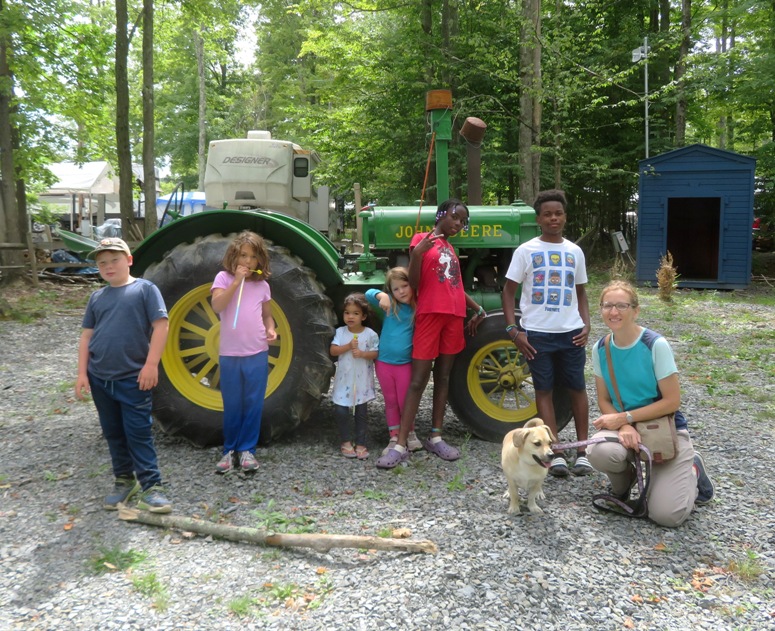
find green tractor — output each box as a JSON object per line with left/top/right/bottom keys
{"left": 132, "top": 94, "right": 571, "bottom": 447}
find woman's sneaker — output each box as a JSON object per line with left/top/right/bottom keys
{"left": 104, "top": 476, "right": 140, "bottom": 510}
{"left": 694, "top": 453, "right": 715, "bottom": 505}
{"left": 407, "top": 431, "right": 423, "bottom": 452}
{"left": 137, "top": 486, "right": 172, "bottom": 514}
{"left": 216, "top": 450, "right": 235, "bottom": 474}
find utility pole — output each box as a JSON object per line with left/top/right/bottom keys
{"left": 631, "top": 36, "right": 650, "bottom": 158}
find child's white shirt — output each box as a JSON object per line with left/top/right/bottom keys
{"left": 330, "top": 326, "right": 379, "bottom": 406}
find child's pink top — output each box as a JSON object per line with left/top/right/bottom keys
{"left": 212, "top": 271, "right": 271, "bottom": 356}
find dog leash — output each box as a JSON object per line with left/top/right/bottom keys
{"left": 552, "top": 436, "right": 654, "bottom": 518}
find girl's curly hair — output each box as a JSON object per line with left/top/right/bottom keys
{"left": 222, "top": 231, "right": 272, "bottom": 280}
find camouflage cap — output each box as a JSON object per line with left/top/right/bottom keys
{"left": 88, "top": 237, "right": 131, "bottom": 259}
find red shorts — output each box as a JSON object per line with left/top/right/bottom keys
{"left": 412, "top": 312, "right": 465, "bottom": 360}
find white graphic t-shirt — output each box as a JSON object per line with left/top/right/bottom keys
{"left": 505, "top": 237, "right": 587, "bottom": 333}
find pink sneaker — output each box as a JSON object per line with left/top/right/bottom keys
{"left": 239, "top": 451, "right": 258, "bottom": 471}
{"left": 216, "top": 451, "right": 235, "bottom": 474}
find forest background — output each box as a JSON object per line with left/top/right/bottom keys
{"left": 1, "top": 0, "right": 774, "bottom": 267}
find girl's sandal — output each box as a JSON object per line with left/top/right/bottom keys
{"left": 355, "top": 445, "right": 370, "bottom": 460}
{"left": 341, "top": 443, "right": 357, "bottom": 458}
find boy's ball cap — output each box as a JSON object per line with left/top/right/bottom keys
{"left": 88, "top": 237, "right": 131, "bottom": 258}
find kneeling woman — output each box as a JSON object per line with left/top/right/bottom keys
{"left": 587, "top": 281, "right": 714, "bottom": 527}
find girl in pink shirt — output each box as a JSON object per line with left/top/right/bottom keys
{"left": 211, "top": 231, "right": 276, "bottom": 474}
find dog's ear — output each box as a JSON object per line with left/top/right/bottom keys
{"left": 524, "top": 418, "right": 543, "bottom": 429}
{"left": 512, "top": 428, "right": 528, "bottom": 448}
{"left": 546, "top": 427, "right": 557, "bottom": 443}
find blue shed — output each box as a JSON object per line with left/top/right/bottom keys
{"left": 636, "top": 144, "right": 756, "bottom": 289}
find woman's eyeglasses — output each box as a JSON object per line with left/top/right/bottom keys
{"left": 601, "top": 302, "right": 633, "bottom": 311}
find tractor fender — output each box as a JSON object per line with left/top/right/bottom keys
{"left": 131, "top": 210, "right": 342, "bottom": 290}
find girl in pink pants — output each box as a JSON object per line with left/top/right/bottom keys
{"left": 366, "top": 268, "right": 423, "bottom": 455}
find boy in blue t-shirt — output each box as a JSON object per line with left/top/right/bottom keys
{"left": 75, "top": 238, "right": 171, "bottom": 513}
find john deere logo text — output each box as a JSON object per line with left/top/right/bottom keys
{"left": 393, "top": 224, "right": 504, "bottom": 239}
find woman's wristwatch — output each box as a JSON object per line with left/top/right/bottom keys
{"left": 625, "top": 412, "right": 634, "bottom": 425}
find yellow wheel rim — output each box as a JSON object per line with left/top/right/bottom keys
{"left": 465, "top": 339, "right": 538, "bottom": 423}
{"left": 161, "top": 284, "right": 292, "bottom": 411}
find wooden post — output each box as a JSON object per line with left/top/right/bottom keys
{"left": 353, "top": 182, "right": 362, "bottom": 250}
{"left": 26, "top": 232, "right": 38, "bottom": 287}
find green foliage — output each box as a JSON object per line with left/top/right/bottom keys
{"left": 131, "top": 572, "right": 170, "bottom": 611}
{"left": 89, "top": 546, "right": 147, "bottom": 575}
{"left": 251, "top": 499, "right": 316, "bottom": 533}
{"left": 727, "top": 550, "right": 764, "bottom": 582}
{"left": 5, "top": 0, "right": 775, "bottom": 237}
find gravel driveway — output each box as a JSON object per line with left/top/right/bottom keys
{"left": 1, "top": 284, "right": 774, "bottom": 630}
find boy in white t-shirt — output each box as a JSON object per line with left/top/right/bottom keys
{"left": 501, "top": 190, "right": 592, "bottom": 477}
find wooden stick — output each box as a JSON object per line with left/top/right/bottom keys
{"left": 118, "top": 507, "right": 437, "bottom": 554}
{"left": 232, "top": 277, "right": 245, "bottom": 329}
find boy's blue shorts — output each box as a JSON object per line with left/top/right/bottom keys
{"left": 524, "top": 329, "right": 586, "bottom": 391}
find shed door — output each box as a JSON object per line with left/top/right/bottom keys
{"left": 666, "top": 197, "right": 720, "bottom": 280}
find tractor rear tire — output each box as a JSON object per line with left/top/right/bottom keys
{"left": 143, "top": 234, "right": 335, "bottom": 447}
{"left": 448, "top": 314, "right": 572, "bottom": 443}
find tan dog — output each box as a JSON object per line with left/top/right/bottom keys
{"left": 501, "top": 418, "right": 556, "bottom": 515}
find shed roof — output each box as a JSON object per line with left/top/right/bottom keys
{"left": 638, "top": 143, "right": 756, "bottom": 169}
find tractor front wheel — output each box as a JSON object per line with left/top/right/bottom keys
{"left": 448, "top": 314, "right": 572, "bottom": 442}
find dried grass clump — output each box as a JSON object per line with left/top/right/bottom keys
{"left": 656, "top": 251, "right": 678, "bottom": 302}
{"left": 610, "top": 256, "right": 633, "bottom": 281}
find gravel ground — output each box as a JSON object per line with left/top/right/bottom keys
{"left": 1, "top": 284, "right": 774, "bottom": 630}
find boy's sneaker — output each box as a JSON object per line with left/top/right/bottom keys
{"left": 694, "top": 452, "right": 715, "bottom": 505}
{"left": 104, "top": 476, "right": 140, "bottom": 510}
{"left": 407, "top": 431, "right": 423, "bottom": 452}
{"left": 137, "top": 486, "right": 172, "bottom": 514}
{"left": 549, "top": 456, "right": 570, "bottom": 477}
{"left": 216, "top": 450, "right": 235, "bottom": 474}
{"left": 381, "top": 436, "right": 398, "bottom": 456}
{"left": 239, "top": 451, "right": 258, "bottom": 471}
{"left": 571, "top": 455, "right": 594, "bottom": 476}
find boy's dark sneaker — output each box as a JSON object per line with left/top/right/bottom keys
{"left": 137, "top": 486, "right": 172, "bottom": 513}
{"left": 571, "top": 455, "right": 594, "bottom": 476}
{"left": 104, "top": 476, "right": 140, "bottom": 510}
{"left": 694, "top": 453, "right": 715, "bottom": 505}
{"left": 549, "top": 456, "right": 570, "bottom": 477}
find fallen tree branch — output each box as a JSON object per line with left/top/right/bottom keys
{"left": 118, "top": 507, "right": 438, "bottom": 554}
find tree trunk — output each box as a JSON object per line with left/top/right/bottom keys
{"left": 196, "top": 30, "right": 206, "bottom": 191}
{"left": 0, "top": 12, "right": 24, "bottom": 282}
{"left": 717, "top": 0, "right": 729, "bottom": 149}
{"left": 115, "top": 0, "right": 135, "bottom": 241}
{"left": 518, "top": 0, "right": 541, "bottom": 204}
{"left": 531, "top": 5, "right": 542, "bottom": 197}
{"left": 674, "top": 0, "right": 691, "bottom": 146}
{"left": 142, "top": 0, "right": 155, "bottom": 237}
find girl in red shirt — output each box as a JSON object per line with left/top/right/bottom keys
{"left": 377, "top": 199, "right": 485, "bottom": 469}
